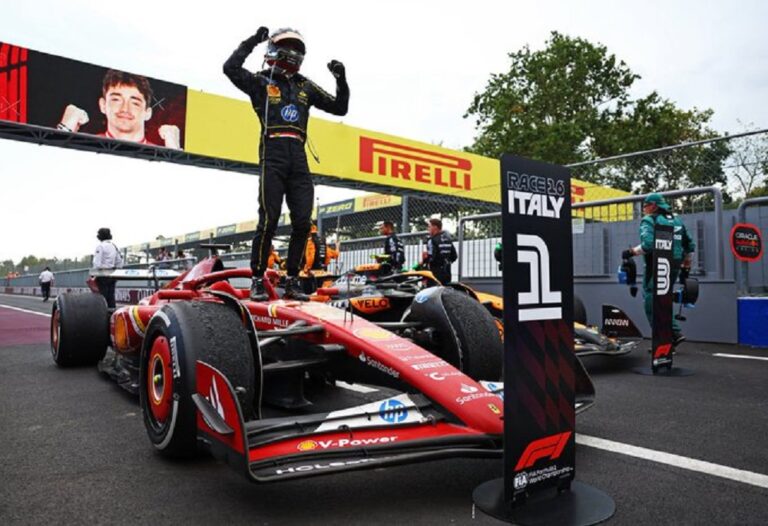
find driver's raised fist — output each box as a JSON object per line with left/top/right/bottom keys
{"left": 59, "top": 104, "right": 89, "bottom": 132}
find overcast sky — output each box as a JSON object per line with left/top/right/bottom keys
{"left": 2, "top": 0, "right": 767, "bottom": 262}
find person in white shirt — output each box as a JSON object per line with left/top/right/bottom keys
{"left": 38, "top": 266, "right": 54, "bottom": 302}
{"left": 92, "top": 227, "right": 124, "bottom": 308}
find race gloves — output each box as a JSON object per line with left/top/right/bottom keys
{"left": 328, "top": 60, "right": 346, "bottom": 80}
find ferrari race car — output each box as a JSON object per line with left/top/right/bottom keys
{"left": 50, "top": 254, "right": 595, "bottom": 482}
{"left": 306, "top": 262, "right": 643, "bottom": 358}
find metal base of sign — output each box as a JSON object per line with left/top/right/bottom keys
{"left": 473, "top": 479, "right": 615, "bottom": 525}
{"left": 632, "top": 366, "right": 694, "bottom": 376}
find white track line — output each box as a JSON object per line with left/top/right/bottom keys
{"left": 0, "top": 304, "right": 52, "bottom": 318}
{"left": 713, "top": 353, "right": 768, "bottom": 362}
{"left": 577, "top": 434, "right": 768, "bottom": 490}
{"left": 336, "top": 381, "right": 379, "bottom": 394}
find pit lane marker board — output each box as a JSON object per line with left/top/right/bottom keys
{"left": 577, "top": 434, "right": 768, "bottom": 490}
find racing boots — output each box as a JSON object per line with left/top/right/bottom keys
{"left": 283, "top": 276, "right": 309, "bottom": 301}
{"left": 250, "top": 278, "right": 268, "bottom": 301}
{"left": 672, "top": 331, "right": 686, "bottom": 347}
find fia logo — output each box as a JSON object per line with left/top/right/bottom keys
{"left": 516, "top": 234, "right": 562, "bottom": 321}
{"left": 281, "top": 104, "right": 299, "bottom": 122}
{"left": 656, "top": 257, "right": 671, "bottom": 295}
{"left": 513, "top": 472, "right": 529, "bottom": 490}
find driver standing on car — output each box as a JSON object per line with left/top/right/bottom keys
{"left": 223, "top": 27, "right": 349, "bottom": 300}
{"left": 623, "top": 193, "right": 695, "bottom": 345}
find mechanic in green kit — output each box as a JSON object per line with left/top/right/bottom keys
{"left": 623, "top": 193, "right": 695, "bottom": 345}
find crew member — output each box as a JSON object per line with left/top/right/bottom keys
{"left": 422, "top": 218, "right": 457, "bottom": 284}
{"left": 224, "top": 27, "right": 349, "bottom": 300}
{"left": 623, "top": 193, "right": 695, "bottom": 345}
{"left": 379, "top": 221, "right": 405, "bottom": 272}
{"left": 267, "top": 245, "right": 283, "bottom": 269}
{"left": 38, "top": 266, "right": 54, "bottom": 302}
{"left": 303, "top": 224, "right": 339, "bottom": 273}
{"left": 92, "top": 227, "right": 124, "bottom": 309}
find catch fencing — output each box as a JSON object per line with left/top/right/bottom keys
{"left": 457, "top": 187, "right": 725, "bottom": 282}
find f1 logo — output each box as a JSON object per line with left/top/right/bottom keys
{"left": 517, "top": 234, "right": 562, "bottom": 321}
{"left": 515, "top": 431, "right": 571, "bottom": 470}
{"left": 656, "top": 257, "right": 670, "bottom": 295}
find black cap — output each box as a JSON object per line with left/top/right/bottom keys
{"left": 97, "top": 228, "right": 112, "bottom": 241}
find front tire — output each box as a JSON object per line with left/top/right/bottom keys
{"left": 139, "top": 302, "right": 255, "bottom": 458}
{"left": 50, "top": 293, "right": 109, "bottom": 367}
{"left": 409, "top": 288, "right": 502, "bottom": 381}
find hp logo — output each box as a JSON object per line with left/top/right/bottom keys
{"left": 280, "top": 104, "right": 300, "bottom": 122}
{"left": 379, "top": 399, "right": 408, "bottom": 423}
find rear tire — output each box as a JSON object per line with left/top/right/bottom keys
{"left": 50, "top": 293, "right": 109, "bottom": 367}
{"left": 139, "top": 302, "right": 255, "bottom": 458}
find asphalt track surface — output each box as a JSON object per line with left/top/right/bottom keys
{"left": 1, "top": 293, "right": 767, "bottom": 525}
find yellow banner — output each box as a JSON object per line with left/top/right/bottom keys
{"left": 354, "top": 193, "right": 403, "bottom": 212}
{"left": 184, "top": 90, "right": 627, "bottom": 205}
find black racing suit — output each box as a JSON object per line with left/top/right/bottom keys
{"left": 383, "top": 233, "right": 405, "bottom": 272}
{"left": 308, "top": 232, "right": 328, "bottom": 271}
{"left": 425, "top": 231, "right": 457, "bottom": 284}
{"left": 223, "top": 35, "right": 350, "bottom": 277}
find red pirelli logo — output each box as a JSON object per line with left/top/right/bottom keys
{"left": 359, "top": 137, "right": 473, "bottom": 191}
{"left": 515, "top": 431, "right": 571, "bottom": 470}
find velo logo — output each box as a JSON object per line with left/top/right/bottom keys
{"left": 515, "top": 431, "right": 571, "bottom": 470}
{"left": 281, "top": 104, "right": 300, "bottom": 122}
{"left": 656, "top": 258, "right": 671, "bottom": 295}
{"left": 516, "top": 234, "right": 562, "bottom": 321}
{"left": 379, "top": 399, "right": 408, "bottom": 423}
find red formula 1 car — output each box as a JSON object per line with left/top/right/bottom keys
{"left": 50, "top": 254, "right": 595, "bottom": 482}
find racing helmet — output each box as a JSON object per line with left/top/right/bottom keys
{"left": 265, "top": 28, "right": 305, "bottom": 74}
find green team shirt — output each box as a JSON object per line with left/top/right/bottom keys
{"left": 639, "top": 210, "right": 696, "bottom": 261}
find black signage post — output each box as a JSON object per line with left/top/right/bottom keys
{"left": 633, "top": 223, "right": 693, "bottom": 377}
{"left": 473, "top": 155, "right": 614, "bottom": 525}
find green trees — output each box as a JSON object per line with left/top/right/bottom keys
{"left": 465, "top": 32, "right": 729, "bottom": 193}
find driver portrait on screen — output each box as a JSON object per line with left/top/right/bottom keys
{"left": 56, "top": 69, "right": 180, "bottom": 148}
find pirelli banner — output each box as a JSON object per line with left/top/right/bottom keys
{"left": 1, "top": 41, "right": 626, "bottom": 206}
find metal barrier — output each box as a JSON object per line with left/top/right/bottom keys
{"left": 5, "top": 257, "right": 197, "bottom": 289}
{"left": 736, "top": 196, "right": 768, "bottom": 294}
{"left": 457, "top": 187, "right": 724, "bottom": 281}
{"left": 212, "top": 232, "right": 430, "bottom": 274}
